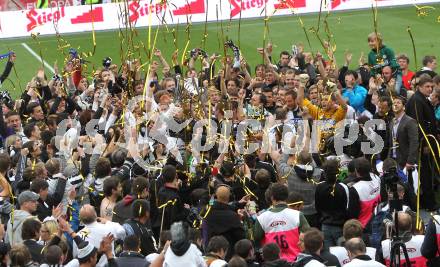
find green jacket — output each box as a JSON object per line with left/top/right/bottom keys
{"left": 368, "top": 45, "right": 399, "bottom": 76}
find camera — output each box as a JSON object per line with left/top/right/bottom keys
{"left": 235, "top": 156, "right": 245, "bottom": 167}
{"left": 190, "top": 48, "right": 199, "bottom": 58}
{"left": 224, "top": 40, "right": 235, "bottom": 48}
{"left": 189, "top": 48, "right": 208, "bottom": 59}
{"left": 225, "top": 40, "right": 241, "bottom": 68}
{"left": 69, "top": 48, "right": 78, "bottom": 59}
{"left": 0, "top": 91, "right": 12, "bottom": 104}
{"left": 383, "top": 167, "right": 399, "bottom": 188}
{"left": 199, "top": 49, "right": 208, "bottom": 58}
{"left": 292, "top": 45, "right": 299, "bottom": 56}
{"left": 0, "top": 91, "right": 14, "bottom": 110}
{"left": 102, "top": 57, "right": 112, "bottom": 69}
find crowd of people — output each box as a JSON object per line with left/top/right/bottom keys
{"left": 0, "top": 30, "right": 438, "bottom": 267}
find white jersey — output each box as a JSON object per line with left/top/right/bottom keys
{"left": 381, "top": 235, "right": 427, "bottom": 267}
{"left": 330, "top": 246, "right": 376, "bottom": 266}
{"left": 352, "top": 173, "right": 381, "bottom": 227}
{"left": 257, "top": 207, "right": 301, "bottom": 262}
{"left": 73, "top": 221, "right": 126, "bottom": 267}
{"left": 343, "top": 258, "right": 386, "bottom": 267}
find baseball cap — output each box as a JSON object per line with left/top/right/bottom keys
{"left": 18, "top": 190, "right": 39, "bottom": 205}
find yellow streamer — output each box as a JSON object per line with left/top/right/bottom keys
{"left": 90, "top": 3, "right": 97, "bottom": 55}
{"left": 407, "top": 27, "right": 418, "bottom": 70}
{"left": 158, "top": 198, "right": 177, "bottom": 209}
{"left": 288, "top": 201, "right": 304, "bottom": 206}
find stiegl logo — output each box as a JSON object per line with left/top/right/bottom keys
{"left": 26, "top": 7, "right": 65, "bottom": 31}
{"left": 128, "top": 1, "right": 166, "bottom": 23}
{"left": 229, "top": 0, "right": 268, "bottom": 17}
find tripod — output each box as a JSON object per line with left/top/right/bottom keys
{"left": 388, "top": 184, "right": 411, "bottom": 267}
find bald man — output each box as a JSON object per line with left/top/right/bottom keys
{"left": 216, "top": 185, "right": 231, "bottom": 204}
{"left": 345, "top": 238, "right": 385, "bottom": 267}
{"left": 73, "top": 204, "right": 126, "bottom": 267}
{"left": 380, "top": 212, "right": 427, "bottom": 267}
{"left": 203, "top": 185, "right": 245, "bottom": 260}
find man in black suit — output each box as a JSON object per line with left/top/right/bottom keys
{"left": 405, "top": 74, "right": 439, "bottom": 210}
{"left": 389, "top": 96, "right": 419, "bottom": 170}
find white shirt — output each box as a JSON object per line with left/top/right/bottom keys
{"left": 304, "top": 259, "right": 326, "bottom": 267}
{"left": 392, "top": 113, "right": 404, "bottom": 158}
{"left": 163, "top": 243, "right": 206, "bottom": 267}
{"left": 73, "top": 221, "right": 126, "bottom": 267}
{"left": 343, "top": 258, "right": 386, "bottom": 267}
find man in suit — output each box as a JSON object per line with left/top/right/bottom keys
{"left": 405, "top": 74, "right": 438, "bottom": 210}
{"left": 389, "top": 96, "right": 419, "bottom": 170}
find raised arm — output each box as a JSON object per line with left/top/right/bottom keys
{"left": 296, "top": 74, "right": 309, "bottom": 105}
{"left": 0, "top": 53, "right": 15, "bottom": 84}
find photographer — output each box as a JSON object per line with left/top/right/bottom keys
{"left": 370, "top": 158, "right": 417, "bottom": 250}
{"left": 378, "top": 212, "right": 426, "bottom": 267}
{"left": 379, "top": 158, "right": 416, "bottom": 211}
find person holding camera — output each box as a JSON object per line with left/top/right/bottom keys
{"left": 370, "top": 158, "right": 419, "bottom": 250}
{"left": 378, "top": 212, "right": 426, "bottom": 267}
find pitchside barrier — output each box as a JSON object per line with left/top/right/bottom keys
{"left": 0, "top": 0, "right": 439, "bottom": 39}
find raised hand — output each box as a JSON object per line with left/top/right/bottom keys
{"left": 344, "top": 50, "right": 352, "bottom": 66}
{"left": 359, "top": 52, "right": 366, "bottom": 66}
{"left": 9, "top": 52, "right": 16, "bottom": 63}
{"left": 154, "top": 49, "right": 162, "bottom": 57}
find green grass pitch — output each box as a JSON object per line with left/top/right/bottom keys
{"left": 1, "top": 4, "right": 440, "bottom": 99}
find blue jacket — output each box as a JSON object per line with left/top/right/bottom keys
{"left": 342, "top": 85, "right": 368, "bottom": 113}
